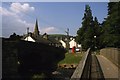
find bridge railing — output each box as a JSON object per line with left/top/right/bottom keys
{"left": 70, "top": 48, "right": 91, "bottom": 80}
{"left": 100, "top": 48, "right": 120, "bottom": 68}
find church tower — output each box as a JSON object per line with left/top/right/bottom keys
{"left": 33, "top": 19, "right": 40, "bottom": 36}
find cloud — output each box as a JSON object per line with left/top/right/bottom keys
{"left": 10, "top": 3, "right": 35, "bottom": 13}
{"left": 1, "top": 3, "right": 60, "bottom": 37}
{"left": 2, "top": 14, "right": 34, "bottom": 37}
{"left": 0, "top": 7, "right": 15, "bottom": 16}
{"left": 1, "top": 3, "right": 35, "bottom": 37}
{"left": 41, "top": 27, "right": 58, "bottom": 34}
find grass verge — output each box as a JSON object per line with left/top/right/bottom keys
{"left": 58, "top": 52, "right": 83, "bottom": 64}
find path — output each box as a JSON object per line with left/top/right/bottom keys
{"left": 96, "top": 55, "right": 119, "bottom": 79}
{"left": 91, "top": 54, "right": 104, "bottom": 79}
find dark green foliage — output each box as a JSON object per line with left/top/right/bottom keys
{"left": 9, "top": 33, "right": 22, "bottom": 40}
{"left": 2, "top": 38, "right": 66, "bottom": 79}
{"left": 77, "top": 3, "right": 120, "bottom": 50}
{"left": 77, "top": 5, "right": 101, "bottom": 50}
{"left": 77, "top": 5, "right": 93, "bottom": 50}
{"left": 93, "top": 17, "right": 102, "bottom": 49}
{"left": 2, "top": 39, "right": 19, "bottom": 79}
{"left": 101, "top": 2, "right": 120, "bottom": 48}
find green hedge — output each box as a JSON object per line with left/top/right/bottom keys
{"left": 2, "top": 38, "right": 66, "bottom": 79}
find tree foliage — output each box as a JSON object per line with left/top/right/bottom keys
{"left": 9, "top": 33, "right": 22, "bottom": 40}
{"left": 77, "top": 5, "right": 101, "bottom": 50}
{"left": 77, "top": 2, "right": 120, "bottom": 50}
{"left": 101, "top": 2, "right": 120, "bottom": 48}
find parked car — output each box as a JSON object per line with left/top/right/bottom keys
{"left": 76, "top": 48, "right": 80, "bottom": 52}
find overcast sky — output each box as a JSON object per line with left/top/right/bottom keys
{"left": 1, "top": 2, "right": 108, "bottom": 38}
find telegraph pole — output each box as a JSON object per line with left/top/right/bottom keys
{"left": 65, "top": 28, "right": 70, "bottom": 53}
{"left": 27, "top": 27, "right": 29, "bottom": 41}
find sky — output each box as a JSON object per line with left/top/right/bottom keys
{"left": 1, "top": 2, "right": 108, "bottom": 38}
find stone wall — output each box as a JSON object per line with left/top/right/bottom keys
{"left": 71, "top": 48, "right": 91, "bottom": 79}
{"left": 2, "top": 38, "right": 66, "bottom": 79}
{"left": 100, "top": 48, "right": 120, "bottom": 68}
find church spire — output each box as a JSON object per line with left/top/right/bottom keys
{"left": 33, "top": 19, "right": 39, "bottom": 36}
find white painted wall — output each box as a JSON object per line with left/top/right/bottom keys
{"left": 24, "top": 36, "right": 35, "bottom": 42}
{"left": 59, "top": 40, "right": 66, "bottom": 48}
{"left": 69, "top": 39, "right": 77, "bottom": 48}
{"left": 78, "top": 44, "right": 81, "bottom": 48}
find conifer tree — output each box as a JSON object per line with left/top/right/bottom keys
{"left": 77, "top": 5, "right": 94, "bottom": 50}
{"left": 102, "top": 2, "right": 120, "bottom": 48}
{"left": 93, "top": 17, "right": 101, "bottom": 49}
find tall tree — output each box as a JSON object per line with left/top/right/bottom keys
{"left": 77, "top": 5, "right": 94, "bottom": 50}
{"left": 101, "top": 2, "right": 120, "bottom": 48}
{"left": 93, "top": 17, "right": 101, "bottom": 49}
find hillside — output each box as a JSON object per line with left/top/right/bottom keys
{"left": 48, "top": 34, "right": 75, "bottom": 39}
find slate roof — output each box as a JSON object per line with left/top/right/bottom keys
{"left": 22, "top": 33, "right": 52, "bottom": 44}
{"left": 32, "top": 36, "right": 52, "bottom": 44}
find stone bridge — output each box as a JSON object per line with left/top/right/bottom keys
{"left": 71, "top": 48, "right": 120, "bottom": 80}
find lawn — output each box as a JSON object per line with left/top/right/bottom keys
{"left": 58, "top": 52, "right": 83, "bottom": 64}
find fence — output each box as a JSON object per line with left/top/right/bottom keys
{"left": 70, "top": 48, "right": 91, "bottom": 80}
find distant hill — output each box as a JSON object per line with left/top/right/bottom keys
{"left": 48, "top": 34, "right": 76, "bottom": 40}
{"left": 48, "top": 34, "right": 67, "bottom": 39}
{"left": 49, "top": 34, "right": 66, "bottom": 36}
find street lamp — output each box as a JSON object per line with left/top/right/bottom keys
{"left": 94, "top": 36, "right": 97, "bottom": 51}
{"left": 94, "top": 36, "right": 96, "bottom": 38}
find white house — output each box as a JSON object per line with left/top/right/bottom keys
{"left": 24, "top": 35, "right": 35, "bottom": 42}
{"left": 59, "top": 37, "right": 79, "bottom": 49}
{"left": 69, "top": 38, "right": 77, "bottom": 48}
{"left": 59, "top": 37, "right": 82, "bottom": 50}
{"left": 59, "top": 40, "right": 66, "bottom": 48}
